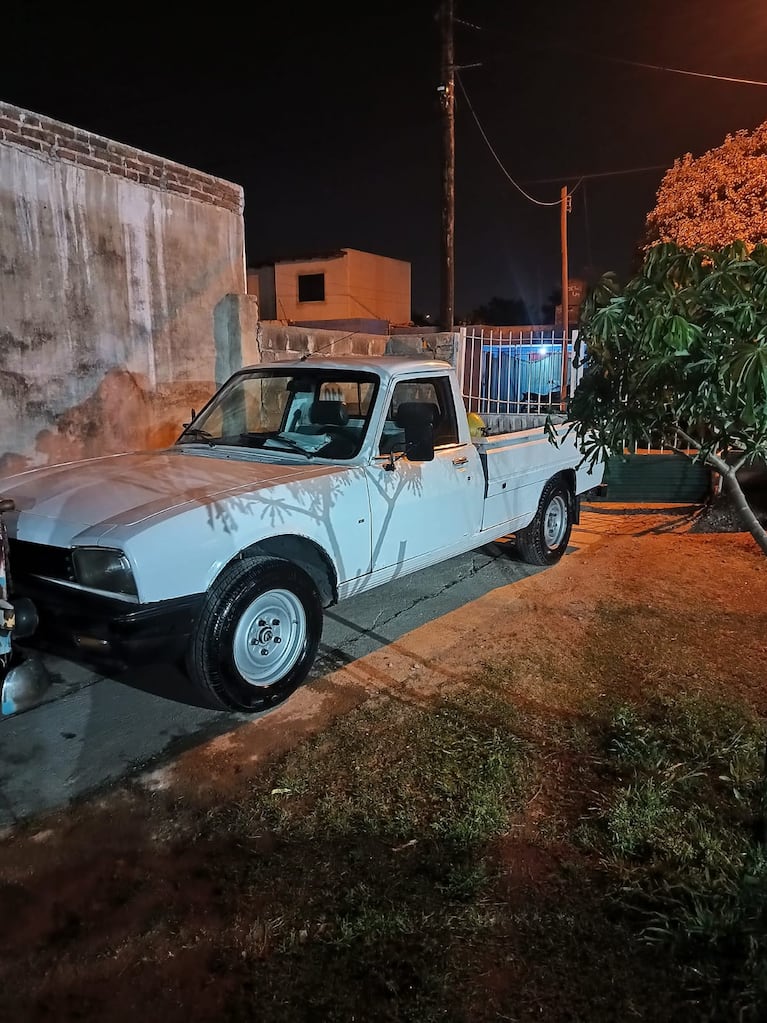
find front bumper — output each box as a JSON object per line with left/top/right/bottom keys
{"left": 12, "top": 577, "right": 204, "bottom": 671}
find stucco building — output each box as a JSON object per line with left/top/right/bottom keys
{"left": 247, "top": 248, "right": 411, "bottom": 333}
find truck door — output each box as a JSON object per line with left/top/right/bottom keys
{"left": 365, "top": 374, "right": 483, "bottom": 574}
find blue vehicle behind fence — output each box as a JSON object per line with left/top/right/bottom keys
{"left": 483, "top": 342, "right": 575, "bottom": 411}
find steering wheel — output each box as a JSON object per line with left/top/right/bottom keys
{"left": 318, "top": 429, "right": 357, "bottom": 459}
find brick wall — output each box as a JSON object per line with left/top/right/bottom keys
{"left": 0, "top": 101, "right": 243, "bottom": 214}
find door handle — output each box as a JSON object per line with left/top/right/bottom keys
{"left": 452, "top": 456, "right": 469, "bottom": 466}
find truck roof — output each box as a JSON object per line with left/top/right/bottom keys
{"left": 240, "top": 355, "right": 454, "bottom": 384}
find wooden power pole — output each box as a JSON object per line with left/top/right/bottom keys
{"left": 560, "top": 185, "right": 570, "bottom": 411}
{"left": 439, "top": 0, "right": 455, "bottom": 331}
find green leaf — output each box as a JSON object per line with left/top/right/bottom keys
{"left": 725, "top": 341, "right": 767, "bottom": 397}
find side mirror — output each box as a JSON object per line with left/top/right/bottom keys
{"left": 397, "top": 402, "right": 436, "bottom": 462}
{"left": 404, "top": 421, "right": 434, "bottom": 462}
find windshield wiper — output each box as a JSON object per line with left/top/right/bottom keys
{"left": 238, "top": 431, "right": 314, "bottom": 458}
{"left": 239, "top": 431, "right": 271, "bottom": 446}
{"left": 264, "top": 433, "right": 314, "bottom": 459}
{"left": 178, "top": 426, "right": 216, "bottom": 446}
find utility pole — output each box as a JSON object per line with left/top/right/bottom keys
{"left": 559, "top": 185, "right": 570, "bottom": 411}
{"left": 439, "top": 0, "right": 455, "bottom": 331}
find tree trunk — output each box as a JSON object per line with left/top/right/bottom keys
{"left": 718, "top": 466, "right": 767, "bottom": 557}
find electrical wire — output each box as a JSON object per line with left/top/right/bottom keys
{"left": 599, "top": 55, "right": 767, "bottom": 88}
{"left": 455, "top": 18, "right": 767, "bottom": 89}
{"left": 526, "top": 164, "right": 670, "bottom": 184}
{"left": 456, "top": 71, "right": 564, "bottom": 207}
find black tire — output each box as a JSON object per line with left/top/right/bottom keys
{"left": 515, "top": 476, "right": 574, "bottom": 566}
{"left": 186, "top": 556, "right": 323, "bottom": 712}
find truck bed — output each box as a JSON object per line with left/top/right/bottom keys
{"left": 478, "top": 412, "right": 567, "bottom": 435}
{"left": 472, "top": 414, "right": 586, "bottom": 533}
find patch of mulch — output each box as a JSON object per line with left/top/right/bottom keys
{"left": 692, "top": 480, "right": 767, "bottom": 534}
{"left": 688, "top": 461, "right": 767, "bottom": 534}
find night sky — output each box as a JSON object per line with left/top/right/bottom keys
{"left": 3, "top": 1, "right": 766, "bottom": 321}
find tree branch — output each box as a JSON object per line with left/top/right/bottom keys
{"left": 672, "top": 427, "right": 701, "bottom": 451}
{"left": 674, "top": 428, "right": 731, "bottom": 475}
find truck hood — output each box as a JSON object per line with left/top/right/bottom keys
{"left": 2, "top": 448, "right": 346, "bottom": 546}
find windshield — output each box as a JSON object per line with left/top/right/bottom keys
{"left": 176, "top": 368, "right": 380, "bottom": 460}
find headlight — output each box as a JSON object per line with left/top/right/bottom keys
{"left": 71, "top": 548, "right": 138, "bottom": 598}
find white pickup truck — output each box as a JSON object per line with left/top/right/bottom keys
{"left": 0, "top": 356, "right": 602, "bottom": 713}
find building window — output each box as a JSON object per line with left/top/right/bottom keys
{"left": 298, "top": 273, "right": 325, "bottom": 303}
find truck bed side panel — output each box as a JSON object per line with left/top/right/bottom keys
{"left": 475, "top": 427, "right": 594, "bottom": 533}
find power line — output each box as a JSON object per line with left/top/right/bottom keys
{"left": 454, "top": 18, "right": 767, "bottom": 89}
{"left": 526, "top": 164, "right": 670, "bottom": 184}
{"left": 599, "top": 55, "right": 767, "bottom": 88}
{"left": 454, "top": 16, "right": 482, "bottom": 31}
{"left": 455, "top": 71, "right": 566, "bottom": 207}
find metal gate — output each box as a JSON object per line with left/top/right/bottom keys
{"left": 459, "top": 326, "right": 583, "bottom": 416}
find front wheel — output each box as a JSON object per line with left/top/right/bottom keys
{"left": 515, "top": 477, "right": 574, "bottom": 566}
{"left": 186, "top": 556, "right": 323, "bottom": 712}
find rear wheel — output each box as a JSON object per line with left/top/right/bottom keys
{"left": 515, "top": 477, "right": 574, "bottom": 566}
{"left": 186, "top": 556, "right": 323, "bottom": 712}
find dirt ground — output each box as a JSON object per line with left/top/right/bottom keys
{"left": 1, "top": 499, "right": 766, "bottom": 1021}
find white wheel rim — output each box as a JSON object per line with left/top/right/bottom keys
{"left": 543, "top": 495, "right": 568, "bottom": 550}
{"left": 233, "top": 588, "right": 306, "bottom": 687}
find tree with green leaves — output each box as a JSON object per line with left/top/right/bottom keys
{"left": 563, "top": 242, "right": 767, "bottom": 556}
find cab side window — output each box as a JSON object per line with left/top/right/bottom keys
{"left": 378, "top": 376, "right": 459, "bottom": 455}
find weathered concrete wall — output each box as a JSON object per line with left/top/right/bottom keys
{"left": 387, "top": 331, "right": 461, "bottom": 368}
{"left": 251, "top": 323, "right": 390, "bottom": 364}
{"left": 0, "top": 101, "right": 245, "bottom": 473}
{"left": 250, "top": 321, "right": 460, "bottom": 367}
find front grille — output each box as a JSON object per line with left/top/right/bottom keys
{"left": 7, "top": 539, "right": 75, "bottom": 585}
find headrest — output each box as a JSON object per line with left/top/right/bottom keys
{"left": 309, "top": 400, "right": 349, "bottom": 426}
{"left": 394, "top": 401, "right": 440, "bottom": 429}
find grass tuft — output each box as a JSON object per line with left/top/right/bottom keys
{"left": 210, "top": 691, "right": 528, "bottom": 850}
{"left": 582, "top": 693, "right": 767, "bottom": 1018}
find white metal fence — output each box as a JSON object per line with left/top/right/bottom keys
{"left": 459, "top": 326, "right": 584, "bottom": 417}
{"left": 457, "top": 325, "right": 700, "bottom": 456}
